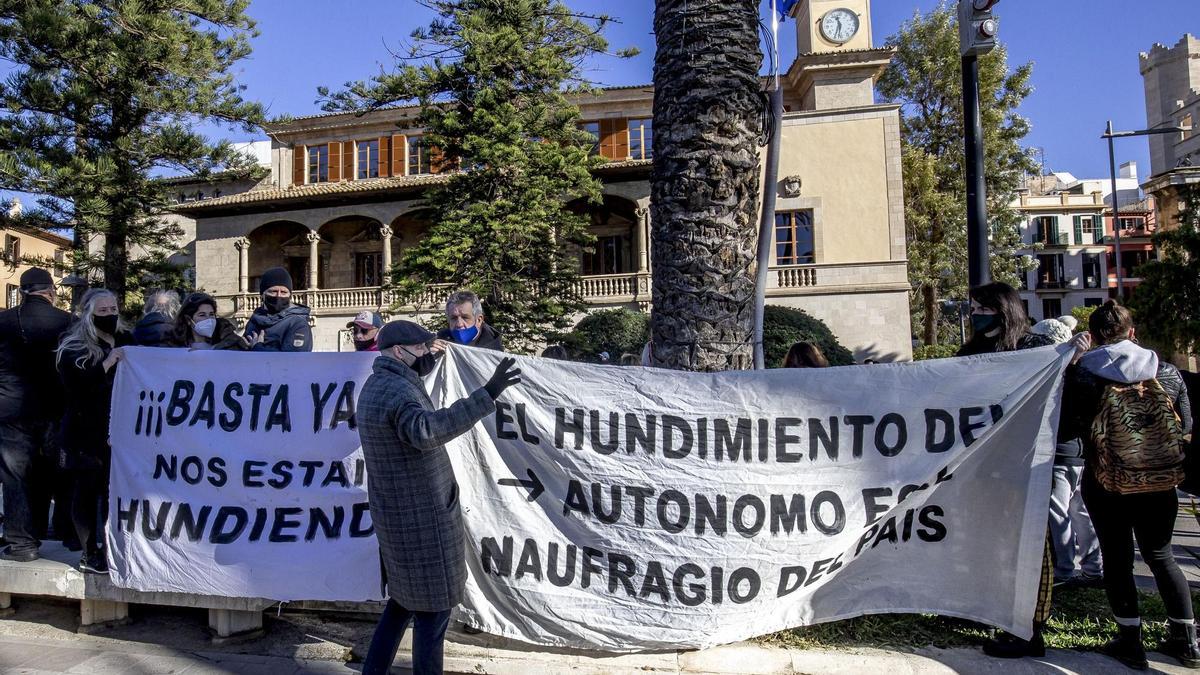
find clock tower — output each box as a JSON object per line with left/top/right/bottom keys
{"left": 784, "top": 0, "right": 892, "bottom": 111}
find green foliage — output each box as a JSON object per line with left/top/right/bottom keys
{"left": 1129, "top": 184, "right": 1200, "bottom": 356}
{"left": 1071, "top": 305, "right": 1097, "bottom": 333}
{"left": 878, "top": 3, "right": 1037, "bottom": 345}
{"left": 912, "top": 344, "right": 959, "bottom": 361}
{"left": 763, "top": 305, "right": 855, "bottom": 367}
{"left": 0, "top": 0, "right": 265, "bottom": 304}
{"left": 562, "top": 308, "right": 649, "bottom": 362}
{"left": 322, "top": 0, "right": 633, "bottom": 352}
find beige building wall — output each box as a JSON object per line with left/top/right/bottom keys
{"left": 0, "top": 227, "right": 70, "bottom": 309}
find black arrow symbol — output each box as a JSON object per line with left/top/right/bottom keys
{"left": 498, "top": 469, "right": 544, "bottom": 502}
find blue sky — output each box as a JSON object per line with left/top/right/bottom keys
{"left": 211, "top": 0, "right": 1197, "bottom": 184}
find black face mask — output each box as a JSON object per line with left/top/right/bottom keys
{"left": 93, "top": 314, "right": 118, "bottom": 335}
{"left": 402, "top": 348, "right": 440, "bottom": 377}
{"left": 263, "top": 295, "right": 290, "bottom": 314}
{"left": 353, "top": 338, "right": 377, "bottom": 352}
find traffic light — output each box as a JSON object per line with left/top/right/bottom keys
{"left": 958, "top": 0, "right": 999, "bottom": 58}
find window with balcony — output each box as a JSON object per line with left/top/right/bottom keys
{"left": 1082, "top": 252, "right": 1102, "bottom": 289}
{"left": 3, "top": 235, "right": 19, "bottom": 264}
{"left": 357, "top": 140, "right": 380, "bottom": 180}
{"left": 1036, "top": 253, "right": 1064, "bottom": 289}
{"left": 6, "top": 284, "right": 17, "bottom": 309}
{"left": 408, "top": 136, "right": 432, "bottom": 175}
{"left": 582, "top": 234, "right": 632, "bottom": 275}
{"left": 1034, "top": 216, "right": 1065, "bottom": 246}
{"left": 307, "top": 144, "right": 329, "bottom": 184}
{"left": 1118, "top": 216, "right": 1142, "bottom": 232}
{"left": 355, "top": 252, "right": 384, "bottom": 287}
{"left": 629, "top": 118, "right": 653, "bottom": 160}
{"left": 1110, "top": 249, "right": 1154, "bottom": 279}
{"left": 775, "top": 210, "right": 815, "bottom": 265}
{"left": 1074, "top": 214, "right": 1101, "bottom": 245}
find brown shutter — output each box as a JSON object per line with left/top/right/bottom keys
{"left": 328, "top": 142, "right": 341, "bottom": 182}
{"left": 599, "top": 119, "right": 615, "bottom": 159}
{"left": 434, "top": 144, "right": 448, "bottom": 172}
{"left": 292, "top": 146, "right": 305, "bottom": 186}
{"left": 612, "top": 119, "right": 629, "bottom": 160}
{"left": 378, "top": 136, "right": 390, "bottom": 177}
{"left": 342, "top": 140, "right": 354, "bottom": 180}
{"left": 391, "top": 134, "right": 406, "bottom": 176}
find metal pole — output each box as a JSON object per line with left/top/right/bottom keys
{"left": 962, "top": 54, "right": 990, "bottom": 289}
{"left": 1106, "top": 120, "right": 1125, "bottom": 299}
{"left": 958, "top": 302, "right": 967, "bottom": 344}
{"left": 753, "top": 3, "right": 784, "bottom": 370}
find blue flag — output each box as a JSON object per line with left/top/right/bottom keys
{"left": 778, "top": 0, "right": 799, "bottom": 18}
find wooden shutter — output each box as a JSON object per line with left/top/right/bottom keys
{"left": 429, "top": 146, "right": 445, "bottom": 174}
{"left": 327, "top": 142, "right": 341, "bottom": 182}
{"left": 599, "top": 119, "right": 629, "bottom": 160}
{"left": 1073, "top": 215, "right": 1083, "bottom": 244}
{"left": 342, "top": 141, "right": 354, "bottom": 180}
{"left": 292, "top": 146, "right": 305, "bottom": 186}
{"left": 391, "top": 134, "right": 406, "bottom": 176}
{"left": 378, "top": 136, "right": 390, "bottom": 178}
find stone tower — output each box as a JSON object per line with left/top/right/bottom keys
{"left": 1139, "top": 34, "right": 1200, "bottom": 175}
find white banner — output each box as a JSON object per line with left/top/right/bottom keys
{"left": 439, "top": 345, "right": 1071, "bottom": 651}
{"left": 107, "top": 344, "right": 1071, "bottom": 653}
{"left": 108, "top": 347, "right": 383, "bottom": 602}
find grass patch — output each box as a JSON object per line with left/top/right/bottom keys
{"left": 760, "top": 587, "right": 1200, "bottom": 651}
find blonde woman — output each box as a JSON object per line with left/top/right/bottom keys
{"left": 56, "top": 289, "right": 131, "bottom": 574}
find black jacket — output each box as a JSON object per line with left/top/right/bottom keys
{"left": 243, "top": 304, "right": 313, "bottom": 352}
{"left": 956, "top": 330, "right": 1054, "bottom": 357}
{"left": 0, "top": 296, "right": 71, "bottom": 423}
{"left": 133, "top": 312, "right": 175, "bottom": 347}
{"left": 57, "top": 331, "right": 133, "bottom": 461}
{"left": 437, "top": 322, "right": 504, "bottom": 351}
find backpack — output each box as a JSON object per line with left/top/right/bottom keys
{"left": 1091, "top": 378, "right": 1187, "bottom": 495}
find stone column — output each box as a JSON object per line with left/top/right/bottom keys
{"left": 379, "top": 225, "right": 393, "bottom": 283}
{"left": 635, "top": 207, "right": 650, "bottom": 273}
{"left": 306, "top": 231, "right": 321, "bottom": 291}
{"left": 234, "top": 238, "right": 250, "bottom": 294}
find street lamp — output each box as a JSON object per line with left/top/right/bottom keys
{"left": 1102, "top": 120, "right": 1191, "bottom": 298}
{"left": 941, "top": 298, "right": 970, "bottom": 344}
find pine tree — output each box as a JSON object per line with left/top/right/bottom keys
{"left": 1129, "top": 184, "right": 1200, "bottom": 356}
{"left": 321, "top": 0, "right": 634, "bottom": 351}
{"left": 0, "top": 0, "right": 265, "bottom": 304}
{"left": 877, "top": 3, "right": 1037, "bottom": 345}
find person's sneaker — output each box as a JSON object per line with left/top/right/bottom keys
{"left": 79, "top": 553, "right": 108, "bottom": 575}
{"left": 1074, "top": 571, "right": 1104, "bottom": 589}
{"left": 0, "top": 546, "right": 39, "bottom": 563}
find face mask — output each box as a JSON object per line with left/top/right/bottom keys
{"left": 450, "top": 325, "right": 478, "bottom": 345}
{"left": 193, "top": 318, "right": 217, "bottom": 338}
{"left": 263, "top": 294, "right": 290, "bottom": 314}
{"left": 93, "top": 314, "right": 118, "bottom": 335}
{"left": 353, "top": 338, "right": 377, "bottom": 352}
{"left": 971, "top": 313, "right": 1000, "bottom": 334}
{"left": 400, "top": 347, "right": 439, "bottom": 376}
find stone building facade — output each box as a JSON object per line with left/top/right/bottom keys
{"left": 0, "top": 215, "right": 71, "bottom": 309}
{"left": 170, "top": 0, "right": 912, "bottom": 360}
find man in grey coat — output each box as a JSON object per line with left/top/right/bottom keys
{"left": 357, "top": 320, "right": 521, "bottom": 675}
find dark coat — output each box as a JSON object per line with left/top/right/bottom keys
{"left": 57, "top": 331, "right": 133, "bottom": 464}
{"left": 243, "top": 304, "right": 312, "bottom": 352}
{"left": 0, "top": 296, "right": 70, "bottom": 423}
{"left": 357, "top": 356, "right": 495, "bottom": 612}
{"left": 956, "top": 330, "right": 1054, "bottom": 357}
{"left": 438, "top": 322, "right": 504, "bottom": 351}
{"left": 133, "top": 312, "right": 176, "bottom": 347}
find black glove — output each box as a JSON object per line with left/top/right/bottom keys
{"left": 484, "top": 357, "right": 522, "bottom": 400}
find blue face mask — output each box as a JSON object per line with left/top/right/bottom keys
{"left": 450, "top": 325, "right": 479, "bottom": 344}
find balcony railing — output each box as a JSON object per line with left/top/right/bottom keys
{"left": 1036, "top": 279, "right": 1066, "bottom": 290}
{"left": 1037, "top": 233, "right": 1070, "bottom": 247}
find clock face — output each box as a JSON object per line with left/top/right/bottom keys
{"left": 820, "top": 9, "right": 860, "bottom": 44}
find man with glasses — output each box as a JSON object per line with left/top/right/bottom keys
{"left": 347, "top": 310, "right": 383, "bottom": 352}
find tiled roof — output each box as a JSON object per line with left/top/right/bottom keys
{"left": 172, "top": 159, "right": 652, "bottom": 213}
{"left": 269, "top": 83, "right": 656, "bottom": 128}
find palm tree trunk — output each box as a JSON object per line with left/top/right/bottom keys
{"left": 648, "top": 0, "right": 762, "bottom": 372}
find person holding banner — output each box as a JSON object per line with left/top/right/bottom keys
{"left": 242, "top": 267, "right": 312, "bottom": 352}
{"left": 955, "top": 282, "right": 1056, "bottom": 659}
{"left": 438, "top": 290, "right": 504, "bottom": 351}
{"left": 357, "top": 320, "right": 522, "bottom": 675}
{"left": 171, "top": 292, "right": 249, "bottom": 351}
{"left": 55, "top": 289, "right": 132, "bottom": 574}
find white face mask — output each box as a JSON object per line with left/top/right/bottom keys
{"left": 193, "top": 318, "right": 217, "bottom": 338}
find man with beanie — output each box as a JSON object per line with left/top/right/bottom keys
{"left": 0, "top": 268, "right": 72, "bottom": 561}
{"left": 357, "top": 320, "right": 521, "bottom": 674}
{"left": 243, "top": 266, "right": 312, "bottom": 352}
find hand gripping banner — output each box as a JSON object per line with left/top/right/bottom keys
{"left": 108, "top": 344, "right": 1072, "bottom": 652}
